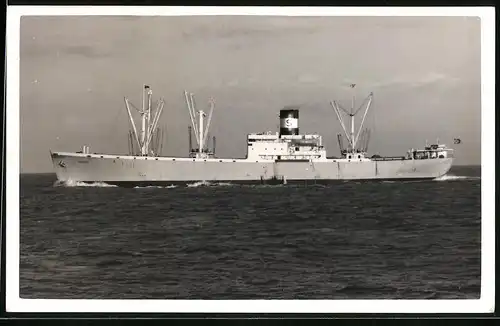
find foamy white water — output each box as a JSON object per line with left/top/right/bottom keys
{"left": 53, "top": 180, "right": 117, "bottom": 187}
{"left": 51, "top": 176, "right": 477, "bottom": 187}
{"left": 434, "top": 175, "right": 480, "bottom": 181}
{"left": 214, "top": 182, "right": 234, "bottom": 187}
{"left": 186, "top": 181, "right": 235, "bottom": 188}
{"left": 133, "top": 185, "right": 178, "bottom": 189}
{"left": 187, "top": 181, "right": 211, "bottom": 188}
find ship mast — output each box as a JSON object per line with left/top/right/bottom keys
{"left": 184, "top": 90, "right": 215, "bottom": 158}
{"left": 199, "top": 109, "right": 205, "bottom": 155}
{"left": 141, "top": 85, "right": 146, "bottom": 153}
{"left": 350, "top": 83, "right": 355, "bottom": 151}
{"left": 146, "top": 85, "right": 152, "bottom": 151}
{"left": 124, "top": 85, "right": 165, "bottom": 156}
{"left": 330, "top": 84, "right": 373, "bottom": 155}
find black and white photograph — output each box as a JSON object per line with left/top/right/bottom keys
{"left": 6, "top": 6, "right": 495, "bottom": 313}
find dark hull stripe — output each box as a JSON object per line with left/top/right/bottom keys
{"left": 71, "top": 177, "right": 438, "bottom": 188}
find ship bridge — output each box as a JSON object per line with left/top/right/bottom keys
{"left": 246, "top": 132, "right": 327, "bottom": 161}
{"left": 245, "top": 108, "right": 327, "bottom": 162}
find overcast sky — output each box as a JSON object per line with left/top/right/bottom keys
{"left": 19, "top": 15, "right": 481, "bottom": 173}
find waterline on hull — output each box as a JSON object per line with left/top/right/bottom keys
{"left": 50, "top": 176, "right": 476, "bottom": 188}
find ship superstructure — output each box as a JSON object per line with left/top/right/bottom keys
{"left": 246, "top": 108, "right": 326, "bottom": 163}
{"left": 50, "top": 84, "right": 454, "bottom": 186}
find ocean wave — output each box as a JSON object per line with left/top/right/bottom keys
{"left": 133, "top": 185, "right": 178, "bottom": 189}
{"left": 187, "top": 181, "right": 211, "bottom": 188}
{"left": 53, "top": 180, "right": 117, "bottom": 188}
{"left": 186, "top": 181, "right": 235, "bottom": 188}
{"left": 215, "top": 182, "right": 234, "bottom": 186}
{"left": 434, "top": 175, "right": 480, "bottom": 181}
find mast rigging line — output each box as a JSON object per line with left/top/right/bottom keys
{"left": 183, "top": 90, "right": 216, "bottom": 157}
{"left": 330, "top": 89, "right": 374, "bottom": 153}
{"left": 124, "top": 85, "right": 166, "bottom": 156}
{"left": 107, "top": 101, "right": 127, "bottom": 150}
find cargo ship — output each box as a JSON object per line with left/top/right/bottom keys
{"left": 50, "top": 84, "right": 454, "bottom": 187}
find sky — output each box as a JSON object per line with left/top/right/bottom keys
{"left": 19, "top": 15, "right": 481, "bottom": 173}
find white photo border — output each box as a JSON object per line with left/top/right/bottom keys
{"left": 6, "top": 6, "right": 495, "bottom": 313}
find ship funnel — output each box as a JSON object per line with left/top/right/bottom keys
{"left": 279, "top": 107, "right": 299, "bottom": 136}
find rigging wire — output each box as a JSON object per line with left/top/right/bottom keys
{"left": 107, "top": 102, "right": 127, "bottom": 152}
{"left": 369, "top": 94, "right": 376, "bottom": 155}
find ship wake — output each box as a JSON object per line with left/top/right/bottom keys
{"left": 433, "top": 175, "right": 481, "bottom": 182}
{"left": 53, "top": 180, "right": 118, "bottom": 188}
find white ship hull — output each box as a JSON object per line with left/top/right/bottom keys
{"left": 49, "top": 86, "right": 457, "bottom": 186}
{"left": 51, "top": 151, "right": 453, "bottom": 187}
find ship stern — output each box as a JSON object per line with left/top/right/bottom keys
{"left": 437, "top": 157, "right": 454, "bottom": 178}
